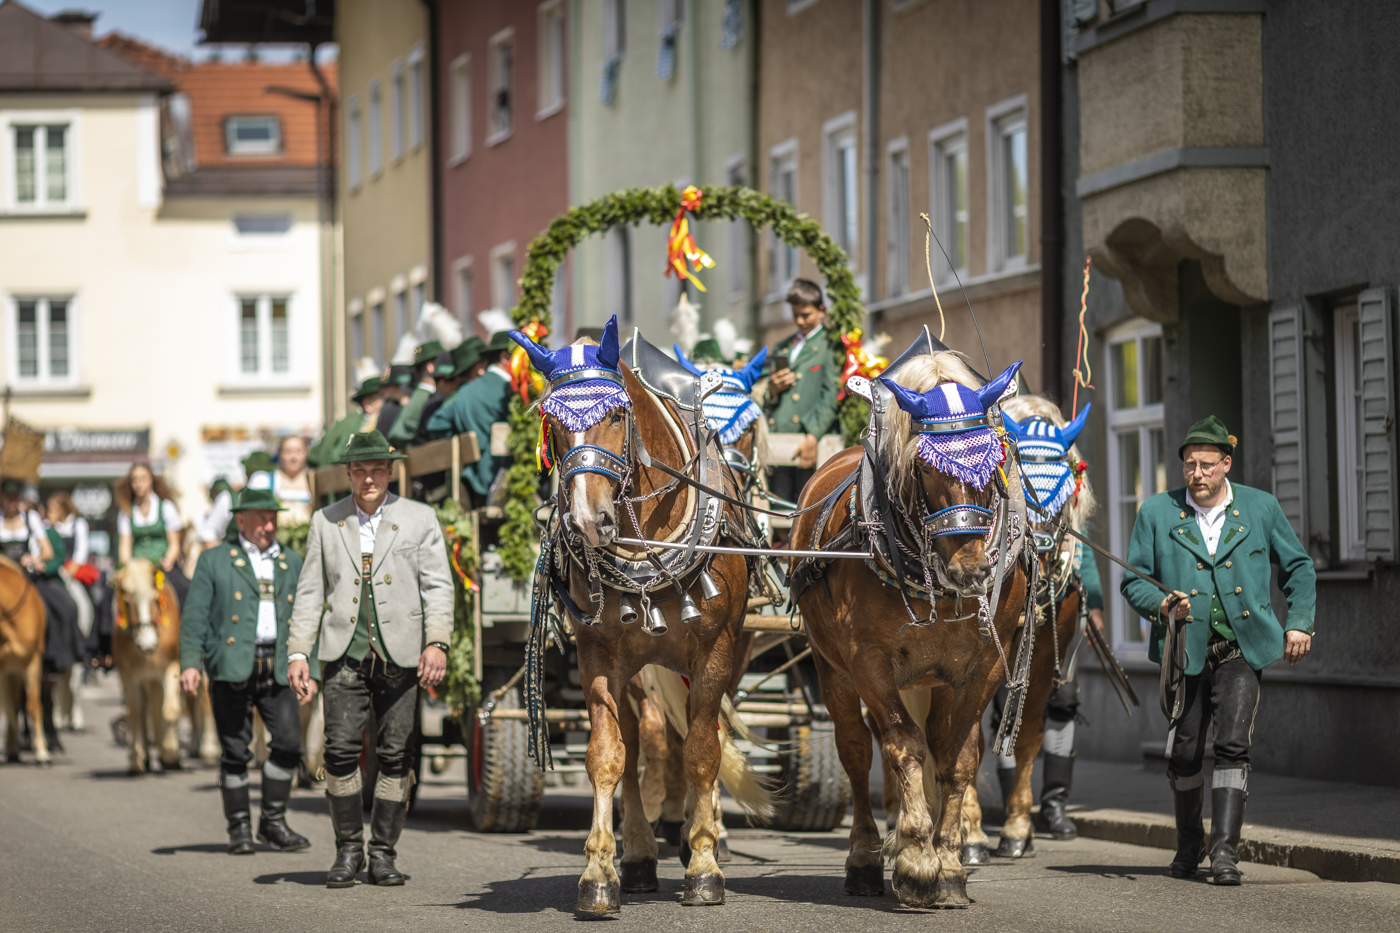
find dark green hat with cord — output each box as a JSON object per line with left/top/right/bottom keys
{"left": 1179, "top": 415, "right": 1237, "bottom": 459}
{"left": 691, "top": 337, "right": 728, "bottom": 365}
{"left": 333, "top": 430, "right": 408, "bottom": 465}
{"left": 210, "top": 477, "right": 233, "bottom": 500}
{"left": 231, "top": 487, "right": 284, "bottom": 512}
{"left": 432, "top": 350, "right": 457, "bottom": 379}
{"left": 484, "top": 330, "right": 513, "bottom": 354}
{"left": 413, "top": 340, "right": 444, "bottom": 367}
{"left": 451, "top": 335, "right": 485, "bottom": 373}
{"left": 241, "top": 450, "right": 275, "bottom": 476}
{"left": 386, "top": 364, "right": 413, "bottom": 386}
{"left": 352, "top": 375, "right": 383, "bottom": 401}
{"left": 0, "top": 477, "right": 22, "bottom": 495}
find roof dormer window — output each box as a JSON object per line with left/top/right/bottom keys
{"left": 225, "top": 115, "right": 281, "bottom": 155}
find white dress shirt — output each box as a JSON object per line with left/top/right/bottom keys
{"left": 1187, "top": 479, "right": 1235, "bottom": 557}
{"left": 239, "top": 534, "right": 282, "bottom": 645}
{"left": 789, "top": 323, "right": 824, "bottom": 362}
{"left": 356, "top": 500, "right": 384, "bottom": 552}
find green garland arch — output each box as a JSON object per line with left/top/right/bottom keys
{"left": 498, "top": 184, "right": 869, "bottom": 582}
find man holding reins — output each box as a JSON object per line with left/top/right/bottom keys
{"left": 287, "top": 430, "right": 454, "bottom": 888}
{"left": 1121, "top": 416, "right": 1316, "bottom": 885}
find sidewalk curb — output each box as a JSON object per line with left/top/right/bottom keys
{"left": 1072, "top": 810, "right": 1400, "bottom": 885}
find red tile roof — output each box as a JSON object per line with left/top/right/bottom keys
{"left": 99, "top": 33, "right": 337, "bottom": 169}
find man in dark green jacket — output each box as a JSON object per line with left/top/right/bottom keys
{"left": 1121, "top": 416, "right": 1315, "bottom": 886}
{"left": 425, "top": 331, "right": 514, "bottom": 505}
{"left": 763, "top": 279, "right": 839, "bottom": 504}
{"left": 180, "top": 488, "right": 317, "bottom": 855}
{"left": 309, "top": 377, "right": 383, "bottom": 470}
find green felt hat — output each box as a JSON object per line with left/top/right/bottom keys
{"left": 1179, "top": 415, "right": 1236, "bottom": 459}
{"left": 231, "top": 487, "right": 284, "bottom": 512}
{"left": 485, "top": 330, "right": 513, "bottom": 354}
{"left": 451, "top": 336, "right": 485, "bottom": 373}
{"left": 210, "top": 477, "right": 234, "bottom": 499}
{"left": 352, "top": 375, "right": 383, "bottom": 401}
{"left": 691, "top": 337, "right": 728, "bottom": 364}
{"left": 333, "top": 430, "right": 408, "bottom": 465}
{"left": 0, "top": 477, "right": 22, "bottom": 495}
{"left": 432, "top": 351, "right": 457, "bottom": 379}
{"left": 241, "top": 450, "right": 275, "bottom": 476}
{"left": 414, "top": 340, "right": 444, "bottom": 367}
{"left": 386, "top": 364, "right": 414, "bottom": 386}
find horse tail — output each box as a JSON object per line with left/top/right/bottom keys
{"left": 641, "top": 664, "right": 775, "bottom": 821}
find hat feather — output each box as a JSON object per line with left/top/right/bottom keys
{"left": 418, "top": 302, "right": 463, "bottom": 351}
{"left": 390, "top": 332, "right": 418, "bottom": 366}
{"left": 477, "top": 308, "right": 513, "bottom": 338}
{"left": 353, "top": 356, "right": 380, "bottom": 385}
{"left": 714, "top": 318, "right": 738, "bottom": 363}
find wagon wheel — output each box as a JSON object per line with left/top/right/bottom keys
{"left": 466, "top": 666, "right": 545, "bottom": 833}
{"left": 770, "top": 720, "right": 850, "bottom": 832}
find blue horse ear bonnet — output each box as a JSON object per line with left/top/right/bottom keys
{"left": 878, "top": 360, "right": 1022, "bottom": 489}
{"left": 511, "top": 315, "right": 631, "bottom": 431}
{"left": 674, "top": 344, "right": 768, "bottom": 444}
{"left": 1003, "top": 404, "right": 1090, "bottom": 516}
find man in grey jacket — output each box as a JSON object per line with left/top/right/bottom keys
{"left": 287, "top": 430, "right": 454, "bottom": 888}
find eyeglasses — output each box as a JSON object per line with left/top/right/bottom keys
{"left": 1183, "top": 459, "right": 1224, "bottom": 476}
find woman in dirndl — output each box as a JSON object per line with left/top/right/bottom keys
{"left": 272, "top": 435, "right": 314, "bottom": 526}
{"left": 115, "top": 463, "right": 190, "bottom": 606}
{"left": 0, "top": 478, "right": 81, "bottom": 751}
{"left": 46, "top": 491, "right": 104, "bottom": 730}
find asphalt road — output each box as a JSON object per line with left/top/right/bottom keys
{"left": 3, "top": 677, "right": 1398, "bottom": 933}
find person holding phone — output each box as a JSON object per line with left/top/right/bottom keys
{"left": 763, "top": 279, "right": 839, "bottom": 505}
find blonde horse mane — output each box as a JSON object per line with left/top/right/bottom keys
{"left": 877, "top": 350, "right": 984, "bottom": 512}
{"left": 1001, "top": 394, "right": 1097, "bottom": 533}
{"left": 112, "top": 558, "right": 157, "bottom": 603}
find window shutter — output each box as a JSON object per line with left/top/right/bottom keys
{"left": 1358, "top": 287, "right": 1398, "bottom": 562}
{"left": 1269, "top": 305, "right": 1308, "bottom": 543}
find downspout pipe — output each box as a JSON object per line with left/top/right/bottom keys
{"left": 421, "top": 0, "right": 444, "bottom": 305}
{"left": 862, "top": 0, "right": 879, "bottom": 318}
{"left": 308, "top": 43, "right": 340, "bottom": 423}
{"left": 1039, "top": 0, "right": 1064, "bottom": 401}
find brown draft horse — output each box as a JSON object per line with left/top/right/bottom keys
{"left": 959, "top": 394, "right": 1097, "bottom": 861}
{"left": 0, "top": 557, "right": 50, "bottom": 764}
{"left": 538, "top": 341, "right": 769, "bottom": 915}
{"left": 111, "top": 559, "right": 188, "bottom": 774}
{"left": 790, "top": 351, "right": 1029, "bottom": 908}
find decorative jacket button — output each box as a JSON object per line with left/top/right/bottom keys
{"left": 339, "top": 520, "right": 345, "bottom": 527}
{"left": 229, "top": 548, "right": 238, "bottom": 557}
{"left": 792, "top": 416, "right": 801, "bottom": 424}
{"left": 1196, "top": 562, "right": 1204, "bottom": 570}
{"left": 1233, "top": 510, "right": 1240, "bottom": 516}
{"left": 279, "top": 562, "right": 287, "bottom": 570}
{"left": 392, "top": 524, "right": 398, "bottom": 531}
{"left": 1191, "top": 589, "right": 1198, "bottom": 596}
{"left": 287, "top": 595, "right": 293, "bottom": 603}
{"left": 354, "top": 578, "right": 360, "bottom": 585}
{"left": 1177, "top": 529, "right": 1183, "bottom": 535}
{"left": 1180, "top": 511, "right": 1187, "bottom": 519}
{"left": 1186, "top": 616, "right": 1194, "bottom": 622}
{"left": 384, "top": 574, "right": 392, "bottom": 584}
{"left": 768, "top": 418, "right": 775, "bottom": 425}
{"left": 1225, "top": 560, "right": 1232, "bottom": 568}
{"left": 227, "top": 637, "right": 235, "bottom": 645}
{"left": 352, "top": 596, "right": 358, "bottom": 603}
{"left": 792, "top": 393, "right": 800, "bottom": 402}
{"left": 350, "top": 616, "right": 356, "bottom": 623}
{"left": 1234, "top": 586, "right": 1242, "bottom": 594}
{"left": 231, "top": 615, "right": 239, "bottom": 622}
{"left": 1242, "top": 610, "right": 1251, "bottom": 618}
{"left": 234, "top": 559, "right": 246, "bottom": 567}
{"left": 234, "top": 592, "right": 242, "bottom": 601}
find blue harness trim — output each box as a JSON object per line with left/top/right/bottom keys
{"left": 559, "top": 444, "right": 628, "bottom": 483}
{"left": 923, "top": 504, "right": 995, "bottom": 538}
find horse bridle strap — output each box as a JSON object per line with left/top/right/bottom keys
{"left": 559, "top": 444, "right": 628, "bottom": 483}
{"left": 924, "top": 504, "right": 994, "bottom": 538}
{"left": 912, "top": 416, "right": 990, "bottom": 435}
{"left": 549, "top": 368, "right": 626, "bottom": 391}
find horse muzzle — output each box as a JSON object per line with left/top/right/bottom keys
{"left": 134, "top": 621, "right": 159, "bottom": 654}
{"left": 566, "top": 507, "right": 617, "bottom": 549}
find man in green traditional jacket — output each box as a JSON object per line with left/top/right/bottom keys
{"left": 1121, "top": 416, "right": 1315, "bottom": 886}
{"left": 388, "top": 340, "right": 442, "bottom": 447}
{"left": 309, "top": 377, "right": 383, "bottom": 470}
{"left": 763, "top": 279, "right": 839, "bottom": 504}
{"left": 179, "top": 488, "right": 316, "bottom": 855}
{"left": 425, "top": 331, "right": 514, "bottom": 506}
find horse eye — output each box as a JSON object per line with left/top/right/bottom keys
{"left": 610, "top": 411, "right": 623, "bottom": 426}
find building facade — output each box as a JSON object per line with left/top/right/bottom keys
{"left": 571, "top": 0, "right": 756, "bottom": 346}
{"left": 1061, "top": 0, "right": 1400, "bottom": 786}
{"left": 438, "top": 0, "right": 571, "bottom": 339}
{"left": 0, "top": 3, "right": 328, "bottom": 543}
{"left": 336, "top": 0, "right": 434, "bottom": 386}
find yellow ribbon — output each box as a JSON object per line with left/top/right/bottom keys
{"left": 665, "top": 186, "right": 715, "bottom": 292}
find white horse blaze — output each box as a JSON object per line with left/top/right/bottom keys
{"left": 570, "top": 432, "right": 602, "bottom": 544}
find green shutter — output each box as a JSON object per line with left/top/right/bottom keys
{"left": 1357, "top": 288, "right": 1398, "bottom": 562}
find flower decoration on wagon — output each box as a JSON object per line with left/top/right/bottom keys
{"left": 1003, "top": 405, "right": 1091, "bottom": 517}
{"left": 665, "top": 185, "right": 716, "bottom": 292}
{"left": 838, "top": 328, "right": 889, "bottom": 400}
{"left": 509, "top": 319, "right": 550, "bottom": 402}
{"left": 878, "top": 361, "right": 1022, "bottom": 489}
{"left": 510, "top": 315, "right": 630, "bottom": 473}
{"left": 673, "top": 343, "right": 768, "bottom": 445}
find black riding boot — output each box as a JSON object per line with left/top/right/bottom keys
{"left": 221, "top": 782, "right": 256, "bottom": 855}
{"left": 258, "top": 772, "right": 311, "bottom": 852}
{"left": 368, "top": 796, "right": 408, "bottom": 886}
{"left": 1167, "top": 775, "right": 1206, "bottom": 879}
{"left": 1209, "top": 786, "right": 1246, "bottom": 886}
{"left": 326, "top": 792, "right": 365, "bottom": 887}
{"left": 1034, "top": 753, "right": 1078, "bottom": 839}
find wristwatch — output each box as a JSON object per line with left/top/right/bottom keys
{"left": 428, "top": 641, "right": 451, "bottom": 653}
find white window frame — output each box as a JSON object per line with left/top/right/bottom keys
{"left": 886, "top": 136, "right": 910, "bottom": 299}
{"left": 369, "top": 295, "right": 386, "bottom": 368}
{"left": 1334, "top": 300, "right": 1367, "bottom": 562}
{"left": 1104, "top": 318, "right": 1166, "bottom": 660}
{"left": 391, "top": 273, "right": 409, "bottom": 346}
{"left": 8, "top": 294, "right": 79, "bottom": 387}
{"left": 389, "top": 59, "right": 405, "bottom": 162}
{"left": 453, "top": 256, "right": 474, "bottom": 329}
{"left": 767, "top": 137, "right": 799, "bottom": 300}
{"left": 348, "top": 297, "right": 365, "bottom": 364}
{"left": 491, "top": 241, "right": 518, "bottom": 312}
{"left": 928, "top": 117, "right": 969, "bottom": 283}
{"left": 449, "top": 54, "right": 471, "bottom": 165}
{"left": 986, "top": 93, "right": 1029, "bottom": 273}
{"left": 487, "top": 28, "right": 515, "bottom": 146}
{"left": 346, "top": 95, "right": 363, "bottom": 189}
{"left": 603, "top": 0, "right": 627, "bottom": 59}
{"left": 725, "top": 154, "right": 749, "bottom": 302}
{"left": 367, "top": 79, "right": 384, "bottom": 177}
{"left": 606, "top": 225, "right": 633, "bottom": 325}
{"left": 225, "top": 115, "right": 282, "bottom": 155}
{"left": 822, "top": 111, "right": 859, "bottom": 271}
{"left": 537, "top": 1, "right": 566, "bottom": 119}
{"left": 407, "top": 45, "right": 426, "bottom": 150}
{"left": 1, "top": 110, "right": 82, "bottom": 214}
{"left": 231, "top": 294, "right": 295, "bottom": 384}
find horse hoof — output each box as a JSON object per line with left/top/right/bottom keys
{"left": 162, "top": 759, "right": 183, "bottom": 772}
{"left": 127, "top": 766, "right": 145, "bottom": 777}
{"left": 575, "top": 879, "right": 621, "bottom": 917}
{"left": 716, "top": 837, "right": 731, "bottom": 862}
{"left": 892, "top": 872, "right": 940, "bottom": 909}
{"left": 844, "top": 863, "right": 885, "bottom": 896}
{"left": 680, "top": 873, "right": 725, "bottom": 906}
{"left": 659, "top": 820, "right": 684, "bottom": 847}
{"left": 619, "top": 858, "right": 658, "bottom": 893}
{"left": 933, "top": 874, "right": 971, "bottom": 908}
{"left": 4, "top": 753, "right": 19, "bottom": 764}
{"left": 961, "top": 843, "right": 992, "bottom": 866}
{"left": 995, "top": 835, "right": 1034, "bottom": 858}
{"left": 678, "top": 839, "right": 691, "bottom": 867}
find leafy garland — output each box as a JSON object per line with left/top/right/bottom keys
{"left": 498, "top": 184, "right": 868, "bottom": 581}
